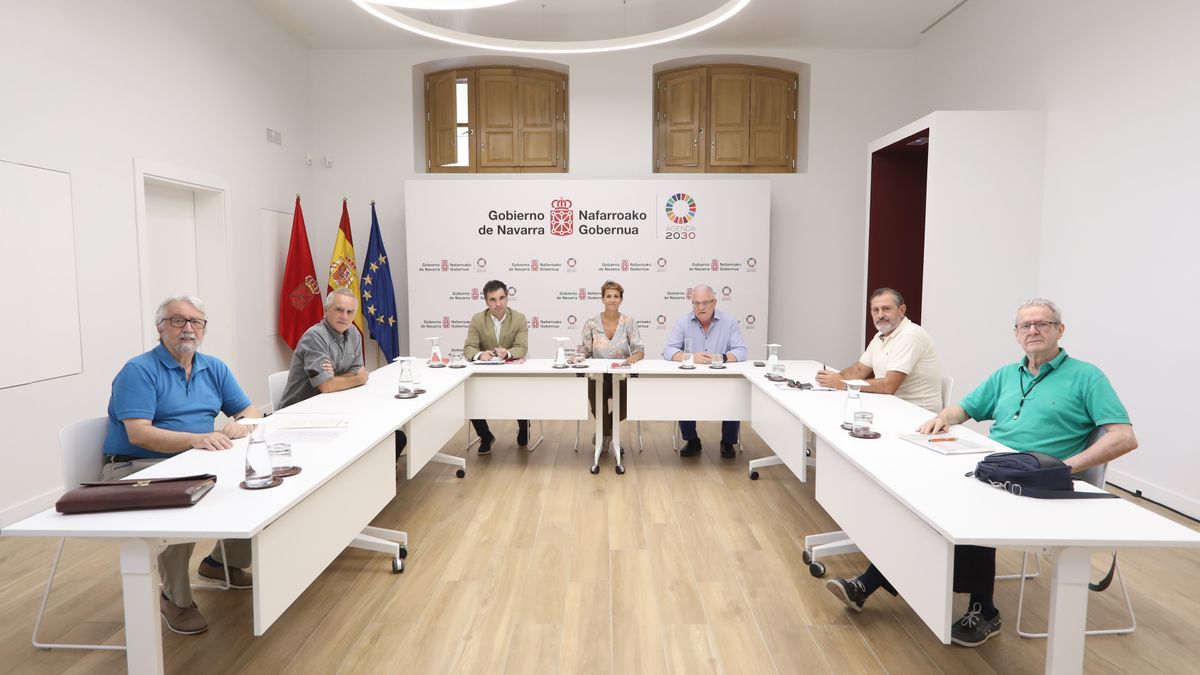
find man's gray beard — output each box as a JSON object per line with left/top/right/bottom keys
{"left": 177, "top": 338, "right": 200, "bottom": 353}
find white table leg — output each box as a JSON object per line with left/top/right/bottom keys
{"left": 591, "top": 375, "right": 603, "bottom": 474}
{"left": 612, "top": 374, "right": 624, "bottom": 474}
{"left": 119, "top": 538, "right": 164, "bottom": 675}
{"left": 1044, "top": 547, "right": 1091, "bottom": 675}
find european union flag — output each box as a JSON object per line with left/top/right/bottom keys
{"left": 360, "top": 202, "right": 399, "bottom": 362}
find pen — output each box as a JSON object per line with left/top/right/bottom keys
{"left": 929, "top": 437, "right": 958, "bottom": 443}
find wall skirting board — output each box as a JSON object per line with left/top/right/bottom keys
{"left": 0, "top": 489, "right": 61, "bottom": 530}
{"left": 1108, "top": 470, "right": 1200, "bottom": 523}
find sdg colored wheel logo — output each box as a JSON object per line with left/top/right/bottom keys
{"left": 665, "top": 193, "right": 697, "bottom": 224}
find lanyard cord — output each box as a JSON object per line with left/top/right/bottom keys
{"left": 1014, "top": 354, "right": 1067, "bottom": 420}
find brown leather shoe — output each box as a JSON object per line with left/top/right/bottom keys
{"left": 160, "top": 593, "right": 208, "bottom": 635}
{"left": 198, "top": 557, "right": 252, "bottom": 589}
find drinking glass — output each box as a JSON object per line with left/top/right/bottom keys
{"left": 852, "top": 411, "right": 874, "bottom": 437}
{"left": 244, "top": 426, "right": 274, "bottom": 488}
{"left": 269, "top": 442, "right": 296, "bottom": 476}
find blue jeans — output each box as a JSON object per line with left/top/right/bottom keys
{"left": 678, "top": 420, "right": 739, "bottom": 444}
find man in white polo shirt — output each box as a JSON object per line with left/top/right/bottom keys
{"left": 816, "top": 287, "right": 943, "bottom": 413}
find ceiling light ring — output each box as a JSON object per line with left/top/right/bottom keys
{"left": 351, "top": 0, "right": 752, "bottom": 55}
{"left": 371, "top": 0, "right": 520, "bottom": 10}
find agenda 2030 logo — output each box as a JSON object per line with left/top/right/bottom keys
{"left": 664, "top": 193, "right": 698, "bottom": 240}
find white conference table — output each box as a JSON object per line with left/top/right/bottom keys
{"left": 465, "top": 357, "right": 754, "bottom": 473}
{"left": 1, "top": 360, "right": 469, "bottom": 675}
{"left": 740, "top": 361, "right": 1200, "bottom": 675}
{"left": 5, "top": 358, "right": 1199, "bottom": 674}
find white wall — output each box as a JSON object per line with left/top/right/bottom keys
{"left": 912, "top": 0, "right": 1200, "bottom": 516}
{"left": 0, "top": 0, "right": 312, "bottom": 524}
{"left": 0, "top": 5, "right": 920, "bottom": 523}
{"left": 309, "top": 46, "right": 916, "bottom": 368}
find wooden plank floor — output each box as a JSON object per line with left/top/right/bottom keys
{"left": 2, "top": 421, "right": 1198, "bottom": 674}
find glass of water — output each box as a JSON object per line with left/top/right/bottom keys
{"left": 852, "top": 411, "right": 874, "bottom": 437}
{"left": 243, "top": 426, "right": 274, "bottom": 488}
{"left": 682, "top": 338, "right": 695, "bottom": 368}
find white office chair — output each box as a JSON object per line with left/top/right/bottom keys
{"left": 1011, "top": 429, "right": 1135, "bottom": 638}
{"left": 940, "top": 374, "right": 954, "bottom": 409}
{"left": 33, "top": 417, "right": 238, "bottom": 652}
{"left": 32, "top": 418, "right": 127, "bottom": 652}
{"left": 800, "top": 373, "right": 956, "bottom": 576}
{"left": 268, "top": 369, "right": 289, "bottom": 413}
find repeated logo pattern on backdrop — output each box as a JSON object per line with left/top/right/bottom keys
{"left": 405, "top": 180, "right": 770, "bottom": 359}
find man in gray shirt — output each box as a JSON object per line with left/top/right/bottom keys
{"left": 279, "top": 288, "right": 369, "bottom": 409}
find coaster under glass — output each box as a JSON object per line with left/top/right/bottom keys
{"left": 240, "top": 476, "right": 283, "bottom": 490}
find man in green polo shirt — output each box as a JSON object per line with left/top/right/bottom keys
{"left": 823, "top": 298, "right": 1137, "bottom": 647}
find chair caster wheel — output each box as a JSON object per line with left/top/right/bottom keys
{"left": 398, "top": 545, "right": 408, "bottom": 559}
{"left": 392, "top": 558, "right": 404, "bottom": 573}
{"left": 456, "top": 469, "right": 466, "bottom": 478}
{"left": 615, "top": 465, "right": 625, "bottom": 475}
{"left": 802, "top": 548, "right": 812, "bottom": 564}
{"left": 749, "top": 470, "right": 760, "bottom": 480}
{"left": 590, "top": 465, "right": 600, "bottom": 475}
{"left": 809, "top": 561, "right": 826, "bottom": 578}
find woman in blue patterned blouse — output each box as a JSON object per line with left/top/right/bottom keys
{"left": 578, "top": 280, "right": 644, "bottom": 451}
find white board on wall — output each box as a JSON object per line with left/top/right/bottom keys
{"left": 0, "top": 160, "right": 81, "bottom": 389}
{"left": 260, "top": 208, "right": 294, "bottom": 337}
{"left": 405, "top": 180, "right": 771, "bottom": 360}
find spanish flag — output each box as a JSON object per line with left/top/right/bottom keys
{"left": 326, "top": 199, "right": 368, "bottom": 344}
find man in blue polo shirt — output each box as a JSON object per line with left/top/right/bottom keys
{"left": 824, "top": 298, "right": 1137, "bottom": 647}
{"left": 103, "top": 295, "right": 261, "bottom": 635}
{"left": 663, "top": 284, "right": 749, "bottom": 458}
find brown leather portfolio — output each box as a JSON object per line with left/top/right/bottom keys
{"left": 55, "top": 474, "right": 218, "bottom": 515}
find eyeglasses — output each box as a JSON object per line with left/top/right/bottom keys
{"left": 1013, "top": 321, "right": 1058, "bottom": 333}
{"left": 691, "top": 299, "right": 715, "bottom": 307}
{"left": 160, "top": 316, "right": 208, "bottom": 329}
{"left": 786, "top": 379, "right": 814, "bottom": 390}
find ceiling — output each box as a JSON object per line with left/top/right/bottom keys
{"left": 252, "top": 0, "right": 967, "bottom": 50}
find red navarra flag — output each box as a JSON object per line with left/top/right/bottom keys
{"left": 278, "top": 195, "right": 323, "bottom": 349}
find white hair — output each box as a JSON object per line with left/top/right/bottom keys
{"left": 1016, "top": 298, "right": 1062, "bottom": 323}
{"left": 155, "top": 295, "right": 205, "bottom": 324}
{"left": 324, "top": 287, "right": 358, "bottom": 311}
{"left": 691, "top": 284, "right": 715, "bottom": 298}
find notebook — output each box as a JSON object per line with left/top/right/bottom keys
{"left": 897, "top": 433, "right": 990, "bottom": 455}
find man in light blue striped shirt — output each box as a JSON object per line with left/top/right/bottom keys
{"left": 662, "top": 284, "right": 748, "bottom": 458}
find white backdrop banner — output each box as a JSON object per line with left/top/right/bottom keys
{"left": 404, "top": 180, "right": 770, "bottom": 360}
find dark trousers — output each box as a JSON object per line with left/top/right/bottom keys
{"left": 863, "top": 544, "right": 996, "bottom": 597}
{"left": 471, "top": 418, "right": 528, "bottom": 440}
{"left": 589, "top": 374, "right": 628, "bottom": 436}
{"left": 678, "top": 420, "right": 740, "bottom": 444}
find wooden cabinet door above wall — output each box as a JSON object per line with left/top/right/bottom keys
{"left": 657, "top": 67, "right": 706, "bottom": 172}
{"left": 708, "top": 68, "right": 751, "bottom": 167}
{"left": 428, "top": 70, "right": 460, "bottom": 169}
{"left": 653, "top": 64, "right": 797, "bottom": 173}
{"left": 749, "top": 71, "right": 793, "bottom": 169}
{"left": 517, "top": 73, "right": 558, "bottom": 168}
{"left": 478, "top": 70, "right": 518, "bottom": 168}
{"left": 427, "top": 66, "right": 566, "bottom": 173}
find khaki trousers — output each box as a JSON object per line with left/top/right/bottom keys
{"left": 101, "top": 458, "right": 251, "bottom": 608}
